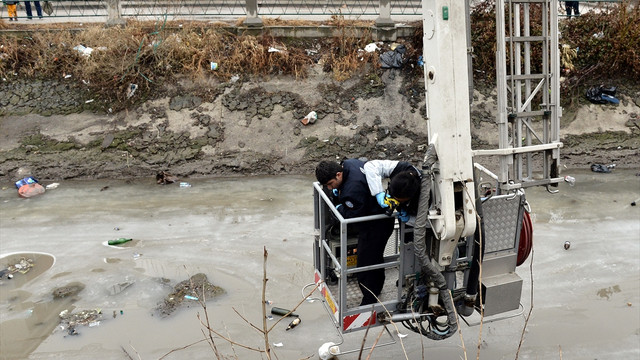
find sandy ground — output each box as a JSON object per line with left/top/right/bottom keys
{"left": 0, "top": 170, "right": 638, "bottom": 360}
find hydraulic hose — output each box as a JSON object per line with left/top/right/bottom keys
{"left": 458, "top": 169, "right": 486, "bottom": 317}
{"left": 413, "top": 144, "right": 457, "bottom": 340}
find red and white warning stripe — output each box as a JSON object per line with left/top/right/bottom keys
{"left": 343, "top": 311, "right": 376, "bottom": 331}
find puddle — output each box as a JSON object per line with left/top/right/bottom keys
{"left": 0, "top": 252, "right": 55, "bottom": 297}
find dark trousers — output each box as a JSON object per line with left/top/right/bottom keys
{"left": 565, "top": 1, "right": 579, "bottom": 17}
{"left": 25, "top": 1, "right": 43, "bottom": 19}
{"left": 356, "top": 217, "right": 395, "bottom": 306}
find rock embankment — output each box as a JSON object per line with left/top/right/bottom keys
{"left": 0, "top": 68, "right": 638, "bottom": 182}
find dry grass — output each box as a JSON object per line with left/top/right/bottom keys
{"left": 0, "top": 17, "right": 386, "bottom": 108}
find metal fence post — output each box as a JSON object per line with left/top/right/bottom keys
{"left": 375, "top": 0, "right": 395, "bottom": 27}
{"left": 244, "top": 0, "right": 263, "bottom": 27}
{"left": 105, "top": 0, "right": 126, "bottom": 26}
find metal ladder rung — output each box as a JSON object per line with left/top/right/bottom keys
{"left": 507, "top": 74, "right": 548, "bottom": 81}
{"left": 506, "top": 36, "right": 547, "bottom": 42}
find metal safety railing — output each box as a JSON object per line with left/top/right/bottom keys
{"left": 2, "top": 0, "right": 422, "bottom": 21}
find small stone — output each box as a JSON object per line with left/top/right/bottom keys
{"left": 564, "top": 241, "right": 571, "bottom": 250}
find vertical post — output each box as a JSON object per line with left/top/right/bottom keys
{"left": 105, "top": 0, "right": 126, "bottom": 27}
{"left": 244, "top": 0, "right": 263, "bottom": 28}
{"left": 375, "top": 0, "right": 394, "bottom": 27}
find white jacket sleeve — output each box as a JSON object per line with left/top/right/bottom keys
{"left": 364, "top": 160, "right": 400, "bottom": 196}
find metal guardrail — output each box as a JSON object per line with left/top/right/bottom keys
{"left": 2, "top": 0, "right": 422, "bottom": 20}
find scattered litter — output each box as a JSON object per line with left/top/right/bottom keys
{"left": 108, "top": 238, "right": 132, "bottom": 246}
{"left": 45, "top": 183, "right": 60, "bottom": 190}
{"left": 380, "top": 44, "right": 406, "bottom": 69}
{"left": 585, "top": 85, "right": 619, "bottom": 105}
{"left": 265, "top": 300, "right": 273, "bottom": 305}
{"left": 417, "top": 55, "right": 424, "bottom": 67}
{"left": 564, "top": 241, "right": 571, "bottom": 250}
{"left": 631, "top": 201, "right": 636, "bottom": 207}
{"left": 108, "top": 281, "right": 133, "bottom": 296}
{"left": 100, "top": 186, "right": 110, "bottom": 191}
{"left": 210, "top": 62, "right": 218, "bottom": 71}
{"left": 318, "top": 342, "right": 340, "bottom": 359}
{"left": 15, "top": 177, "right": 45, "bottom": 198}
{"left": 127, "top": 83, "right": 138, "bottom": 99}
{"left": 4, "top": 257, "right": 34, "bottom": 277}
{"left": 286, "top": 317, "right": 301, "bottom": 331}
{"left": 271, "top": 307, "right": 298, "bottom": 317}
{"left": 398, "top": 333, "right": 408, "bottom": 338}
{"left": 301, "top": 111, "right": 317, "bottom": 126}
{"left": 132, "top": 252, "right": 141, "bottom": 259}
{"left": 156, "top": 171, "right": 178, "bottom": 185}
{"left": 364, "top": 42, "right": 379, "bottom": 52}
{"left": 590, "top": 164, "right": 614, "bottom": 173}
{"left": 114, "top": 227, "right": 120, "bottom": 231}
{"left": 273, "top": 342, "right": 284, "bottom": 347}
{"left": 59, "top": 309, "right": 102, "bottom": 336}
{"left": 64, "top": 74, "right": 72, "bottom": 79}
{"left": 267, "top": 315, "right": 274, "bottom": 320}
{"left": 184, "top": 295, "right": 199, "bottom": 301}
{"left": 73, "top": 44, "right": 94, "bottom": 57}
{"left": 82, "top": 79, "right": 89, "bottom": 85}
{"left": 230, "top": 75, "right": 240, "bottom": 83}
{"left": 179, "top": 182, "right": 191, "bottom": 188}
{"left": 268, "top": 47, "right": 282, "bottom": 53}
{"left": 85, "top": 99, "right": 94, "bottom": 104}
{"left": 563, "top": 175, "right": 575, "bottom": 186}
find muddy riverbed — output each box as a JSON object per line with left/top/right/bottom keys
{"left": 0, "top": 171, "right": 638, "bottom": 360}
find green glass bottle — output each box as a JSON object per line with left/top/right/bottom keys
{"left": 108, "top": 238, "right": 132, "bottom": 245}
{"left": 270, "top": 307, "right": 298, "bottom": 317}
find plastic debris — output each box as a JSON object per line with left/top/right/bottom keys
{"left": 590, "top": 164, "right": 613, "bottom": 173}
{"left": 85, "top": 99, "right": 94, "bottom": 104}
{"left": 6, "top": 257, "right": 34, "bottom": 275}
{"left": 364, "top": 42, "right": 379, "bottom": 52}
{"left": 318, "top": 342, "right": 340, "bottom": 360}
{"left": 59, "top": 309, "right": 103, "bottom": 336}
{"left": 179, "top": 182, "right": 192, "bottom": 188}
{"left": 230, "top": 75, "right": 240, "bottom": 83}
{"left": 268, "top": 47, "right": 282, "bottom": 53}
{"left": 273, "top": 342, "right": 284, "bottom": 347}
{"left": 380, "top": 44, "right": 406, "bottom": 69}
{"left": 585, "top": 85, "right": 618, "bottom": 105}
{"left": 184, "top": 295, "right": 199, "bottom": 301}
{"left": 210, "top": 62, "right": 218, "bottom": 71}
{"left": 45, "top": 183, "right": 60, "bottom": 189}
{"left": 563, "top": 175, "right": 576, "bottom": 186}
{"left": 127, "top": 84, "right": 138, "bottom": 99}
{"left": 300, "top": 111, "right": 317, "bottom": 126}
{"left": 73, "top": 44, "right": 94, "bottom": 57}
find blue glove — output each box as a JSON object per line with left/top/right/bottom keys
{"left": 332, "top": 189, "right": 339, "bottom": 197}
{"left": 398, "top": 209, "right": 410, "bottom": 223}
{"left": 375, "top": 192, "right": 389, "bottom": 208}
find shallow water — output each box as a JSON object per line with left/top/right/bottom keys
{"left": 0, "top": 171, "right": 638, "bottom": 359}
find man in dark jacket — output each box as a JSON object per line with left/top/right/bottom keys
{"left": 315, "top": 159, "right": 395, "bottom": 305}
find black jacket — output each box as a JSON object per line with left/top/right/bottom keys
{"left": 337, "top": 159, "right": 386, "bottom": 219}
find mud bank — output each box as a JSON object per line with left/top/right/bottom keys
{"left": 0, "top": 68, "right": 639, "bottom": 182}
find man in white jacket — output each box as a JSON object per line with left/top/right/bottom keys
{"left": 364, "top": 160, "right": 421, "bottom": 225}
